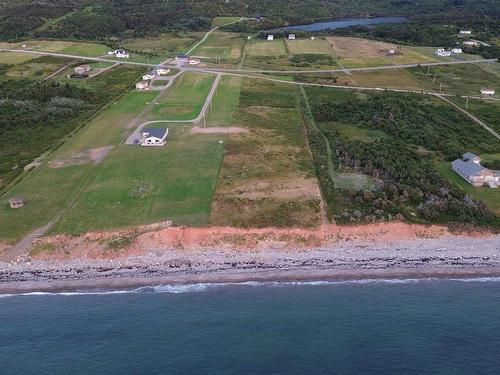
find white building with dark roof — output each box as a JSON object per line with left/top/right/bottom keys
{"left": 141, "top": 128, "right": 169, "bottom": 146}
{"left": 452, "top": 153, "right": 499, "bottom": 188}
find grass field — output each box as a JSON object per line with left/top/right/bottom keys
{"left": 212, "top": 17, "right": 241, "bottom": 27}
{"left": 410, "top": 64, "right": 500, "bottom": 96}
{"left": 206, "top": 75, "right": 242, "bottom": 126}
{"left": 52, "top": 128, "right": 224, "bottom": 233}
{"left": 210, "top": 78, "right": 323, "bottom": 228}
{"left": 146, "top": 71, "right": 215, "bottom": 121}
{"left": 327, "top": 37, "right": 436, "bottom": 68}
{"left": 61, "top": 43, "right": 109, "bottom": 57}
{"left": 435, "top": 161, "right": 500, "bottom": 215}
{"left": 246, "top": 40, "right": 287, "bottom": 57}
{"left": 341, "top": 69, "right": 435, "bottom": 91}
{"left": 0, "top": 52, "right": 37, "bottom": 64}
{"left": 191, "top": 32, "right": 244, "bottom": 64}
{"left": 123, "top": 33, "right": 198, "bottom": 59}
{"left": 286, "top": 39, "right": 332, "bottom": 55}
{"left": 6, "top": 59, "right": 67, "bottom": 79}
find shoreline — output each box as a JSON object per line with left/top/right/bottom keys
{"left": 1, "top": 229, "right": 499, "bottom": 294}
{"left": 2, "top": 268, "right": 500, "bottom": 295}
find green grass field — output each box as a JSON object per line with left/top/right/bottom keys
{"left": 190, "top": 32, "right": 244, "bottom": 64}
{"left": 206, "top": 75, "right": 242, "bottom": 126}
{"left": 286, "top": 39, "right": 332, "bottom": 55}
{"left": 0, "top": 52, "right": 36, "bottom": 64}
{"left": 246, "top": 40, "right": 287, "bottom": 57}
{"left": 212, "top": 17, "right": 241, "bottom": 27}
{"left": 146, "top": 71, "right": 215, "bottom": 121}
{"left": 52, "top": 128, "right": 224, "bottom": 233}
{"left": 123, "top": 33, "right": 198, "bottom": 59}
{"left": 410, "top": 64, "right": 500, "bottom": 96}
{"left": 61, "top": 43, "right": 109, "bottom": 57}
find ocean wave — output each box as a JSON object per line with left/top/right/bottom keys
{"left": 1, "top": 277, "right": 499, "bottom": 299}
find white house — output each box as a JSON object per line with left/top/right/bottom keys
{"left": 156, "top": 67, "right": 170, "bottom": 75}
{"left": 74, "top": 64, "right": 91, "bottom": 75}
{"left": 387, "top": 49, "right": 396, "bottom": 55}
{"left": 452, "top": 152, "right": 499, "bottom": 188}
{"left": 267, "top": 35, "right": 274, "bottom": 41}
{"left": 141, "top": 128, "right": 169, "bottom": 147}
{"left": 459, "top": 30, "right": 472, "bottom": 35}
{"left": 288, "top": 34, "right": 296, "bottom": 40}
{"left": 435, "top": 49, "right": 451, "bottom": 57}
{"left": 135, "top": 81, "right": 149, "bottom": 90}
{"left": 480, "top": 88, "right": 495, "bottom": 96}
{"left": 311, "top": 36, "right": 315, "bottom": 40}
{"left": 115, "top": 49, "right": 130, "bottom": 58}
{"left": 142, "top": 71, "right": 155, "bottom": 80}
{"left": 451, "top": 48, "right": 462, "bottom": 54}
{"left": 463, "top": 40, "right": 479, "bottom": 46}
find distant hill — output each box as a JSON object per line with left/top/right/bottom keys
{"left": 1, "top": 0, "right": 498, "bottom": 41}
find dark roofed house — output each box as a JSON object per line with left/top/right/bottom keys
{"left": 452, "top": 153, "right": 499, "bottom": 188}
{"left": 141, "top": 128, "right": 169, "bottom": 147}
{"left": 176, "top": 54, "right": 190, "bottom": 63}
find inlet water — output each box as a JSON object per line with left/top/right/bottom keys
{"left": 273, "top": 16, "right": 408, "bottom": 32}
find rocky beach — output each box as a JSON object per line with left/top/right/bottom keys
{"left": 1, "top": 223, "right": 499, "bottom": 293}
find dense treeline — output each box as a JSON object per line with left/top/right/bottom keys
{"left": 0, "top": 65, "right": 141, "bottom": 189}
{"left": 334, "top": 139, "right": 494, "bottom": 225}
{"left": 304, "top": 89, "right": 498, "bottom": 226}
{"left": 1, "top": 0, "right": 499, "bottom": 41}
{"left": 311, "top": 94, "right": 498, "bottom": 160}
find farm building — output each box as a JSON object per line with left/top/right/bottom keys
{"left": 451, "top": 48, "right": 463, "bottom": 54}
{"left": 451, "top": 153, "right": 500, "bottom": 188}
{"left": 267, "top": 35, "right": 274, "bottom": 41}
{"left": 142, "top": 71, "right": 155, "bottom": 80}
{"left": 156, "top": 67, "right": 170, "bottom": 75}
{"left": 141, "top": 128, "right": 169, "bottom": 147}
{"left": 176, "top": 54, "right": 190, "bottom": 63}
{"left": 288, "top": 34, "right": 296, "bottom": 40}
{"left": 459, "top": 30, "right": 472, "bottom": 35}
{"left": 8, "top": 197, "right": 24, "bottom": 209}
{"left": 135, "top": 81, "right": 149, "bottom": 90}
{"left": 74, "top": 65, "right": 91, "bottom": 76}
{"left": 480, "top": 88, "right": 495, "bottom": 96}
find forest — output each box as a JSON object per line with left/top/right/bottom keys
{"left": 1, "top": 0, "right": 499, "bottom": 41}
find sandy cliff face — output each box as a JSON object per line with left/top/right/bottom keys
{"left": 26, "top": 222, "right": 491, "bottom": 261}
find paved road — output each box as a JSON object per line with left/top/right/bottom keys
{"left": 2, "top": 48, "right": 496, "bottom": 75}
{"left": 125, "top": 72, "right": 222, "bottom": 144}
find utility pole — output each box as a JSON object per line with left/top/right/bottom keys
{"left": 427, "top": 65, "right": 430, "bottom": 75}
{"left": 432, "top": 74, "right": 436, "bottom": 83}
{"left": 439, "top": 82, "right": 442, "bottom": 93}
{"left": 466, "top": 97, "right": 469, "bottom": 110}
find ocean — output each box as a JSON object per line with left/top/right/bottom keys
{"left": 1, "top": 278, "right": 500, "bottom": 374}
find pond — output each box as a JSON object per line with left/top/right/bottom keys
{"left": 272, "top": 16, "right": 408, "bottom": 32}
